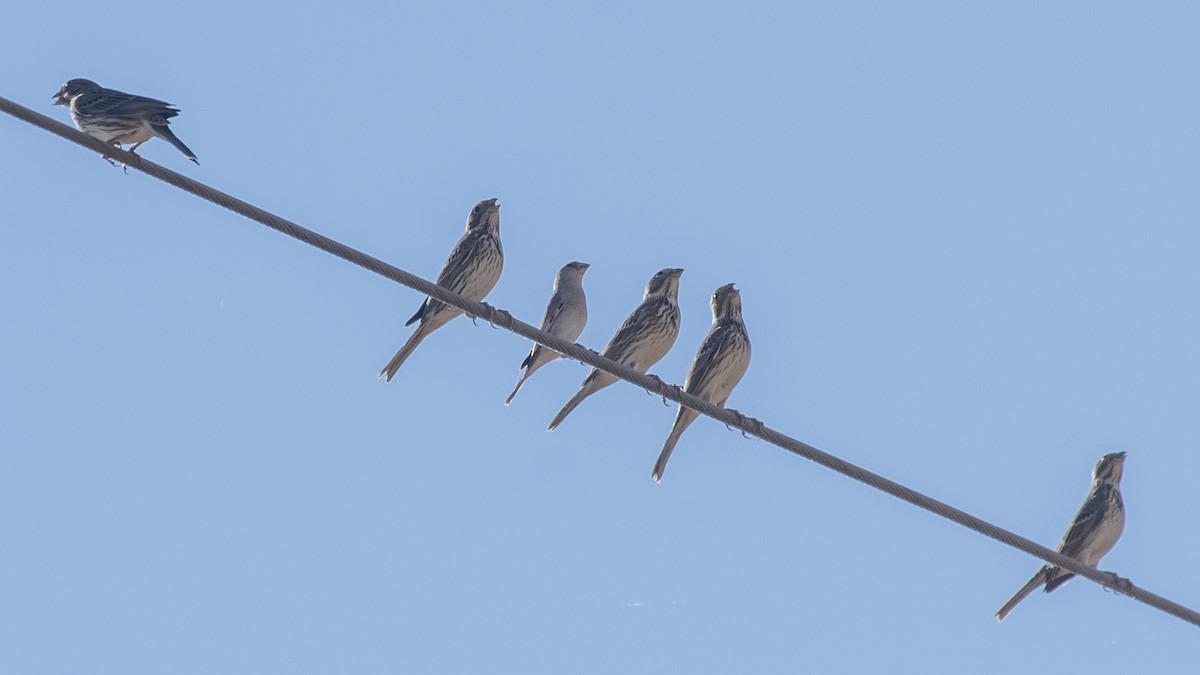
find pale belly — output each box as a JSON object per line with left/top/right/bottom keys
{"left": 72, "top": 114, "right": 155, "bottom": 145}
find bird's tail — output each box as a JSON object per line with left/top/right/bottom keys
{"left": 506, "top": 348, "right": 554, "bottom": 405}
{"left": 995, "top": 569, "right": 1046, "bottom": 622}
{"left": 1043, "top": 569, "right": 1076, "bottom": 594}
{"left": 651, "top": 407, "right": 699, "bottom": 482}
{"left": 378, "top": 325, "right": 430, "bottom": 382}
{"left": 153, "top": 124, "right": 198, "bottom": 164}
{"left": 505, "top": 371, "right": 533, "bottom": 406}
{"left": 547, "top": 373, "right": 614, "bottom": 431}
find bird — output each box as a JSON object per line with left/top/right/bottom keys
{"left": 505, "top": 261, "right": 590, "bottom": 405}
{"left": 378, "top": 199, "right": 503, "bottom": 382}
{"left": 52, "top": 78, "right": 198, "bottom": 163}
{"left": 651, "top": 283, "right": 751, "bottom": 482}
{"left": 995, "top": 451, "right": 1128, "bottom": 622}
{"left": 547, "top": 268, "right": 683, "bottom": 432}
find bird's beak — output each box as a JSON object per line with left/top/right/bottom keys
{"left": 51, "top": 93, "right": 65, "bottom": 106}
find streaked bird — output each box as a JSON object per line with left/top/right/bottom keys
{"left": 52, "top": 78, "right": 198, "bottom": 163}
{"left": 378, "top": 199, "right": 504, "bottom": 382}
{"left": 651, "top": 283, "right": 751, "bottom": 482}
{"left": 505, "top": 261, "right": 590, "bottom": 405}
{"left": 995, "top": 452, "right": 1128, "bottom": 622}
{"left": 547, "top": 268, "right": 683, "bottom": 432}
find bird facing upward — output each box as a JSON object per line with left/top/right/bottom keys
{"left": 651, "top": 283, "right": 751, "bottom": 482}
{"left": 995, "top": 451, "right": 1127, "bottom": 621}
{"left": 52, "top": 78, "right": 198, "bottom": 163}
{"left": 378, "top": 199, "right": 504, "bottom": 382}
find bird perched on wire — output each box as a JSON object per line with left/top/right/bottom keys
{"left": 52, "top": 78, "right": 198, "bottom": 163}
{"left": 651, "top": 283, "right": 751, "bottom": 482}
{"left": 995, "top": 451, "right": 1127, "bottom": 622}
{"left": 505, "top": 261, "right": 590, "bottom": 405}
{"left": 378, "top": 199, "right": 503, "bottom": 382}
{"left": 547, "top": 268, "right": 683, "bottom": 432}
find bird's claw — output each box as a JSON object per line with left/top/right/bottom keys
{"left": 644, "top": 375, "right": 675, "bottom": 405}
{"left": 103, "top": 142, "right": 130, "bottom": 172}
{"left": 491, "top": 308, "right": 513, "bottom": 330}
{"left": 643, "top": 374, "right": 664, "bottom": 397}
{"left": 737, "top": 413, "right": 765, "bottom": 437}
{"left": 724, "top": 409, "right": 750, "bottom": 435}
{"left": 1101, "top": 572, "right": 1133, "bottom": 595}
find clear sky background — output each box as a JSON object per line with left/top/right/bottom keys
{"left": 3, "top": 2, "right": 1199, "bottom": 672}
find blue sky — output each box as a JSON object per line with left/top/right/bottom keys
{"left": 4, "top": 2, "right": 1200, "bottom": 672}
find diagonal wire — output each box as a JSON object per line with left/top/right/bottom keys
{"left": 4, "top": 94, "right": 1198, "bottom": 627}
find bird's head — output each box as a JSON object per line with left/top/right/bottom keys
{"left": 645, "top": 268, "right": 684, "bottom": 299}
{"left": 711, "top": 283, "right": 743, "bottom": 320}
{"left": 558, "top": 261, "right": 590, "bottom": 282}
{"left": 465, "top": 198, "right": 500, "bottom": 232}
{"left": 53, "top": 78, "right": 100, "bottom": 106}
{"left": 1093, "top": 451, "right": 1127, "bottom": 486}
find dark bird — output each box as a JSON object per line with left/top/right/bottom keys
{"left": 52, "top": 78, "right": 198, "bottom": 163}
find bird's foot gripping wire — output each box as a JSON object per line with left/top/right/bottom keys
{"left": 643, "top": 375, "right": 677, "bottom": 405}
{"left": 488, "top": 306, "right": 514, "bottom": 330}
{"left": 103, "top": 142, "right": 135, "bottom": 173}
{"left": 1102, "top": 571, "right": 1133, "bottom": 596}
{"left": 726, "top": 410, "right": 764, "bottom": 437}
{"left": 102, "top": 151, "right": 124, "bottom": 171}
{"left": 468, "top": 303, "right": 505, "bottom": 329}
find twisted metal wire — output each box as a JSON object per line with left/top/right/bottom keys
{"left": 4, "top": 94, "right": 1196, "bottom": 627}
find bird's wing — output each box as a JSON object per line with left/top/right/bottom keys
{"left": 540, "top": 296, "right": 568, "bottom": 333}
{"left": 682, "top": 323, "right": 732, "bottom": 394}
{"left": 683, "top": 320, "right": 749, "bottom": 396}
{"left": 434, "top": 229, "right": 489, "bottom": 293}
{"left": 1057, "top": 488, "right": 1107, "bottom": 560}
{"left": 75, "top": 89, "right": 179, "bottom": 118}
{"left": 601, "top": 296, "right": 671, "bottom": 364}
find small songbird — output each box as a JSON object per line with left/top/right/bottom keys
{"left": 52, "top": 78, "right": 198, "bottom": 163}
{"left": 378, "top": 199, "right": 504, "bottom": 382}
{"left": 995, "top": 452, "right": 1128, "bottom": 622}
{"left": 505, "top": 261, "right": 590, "bottom": 405}
{"left": 651, "top": 283, "right": 751, "bottom": 482}
{"left": 547, "top": 268, "right": 683, "bottom": 432}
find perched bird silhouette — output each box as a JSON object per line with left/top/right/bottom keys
{"left": 995, "top": 451, "right": 1128, "bottom": 622}
{"left": 505, "top": 261, "right": 590, "bottom": 405}
{"left": 378, "top": 199, "right": 503, "bottom": 382}
{"left": 651, "top": 283, "right": 751, "bottom": 482}
{"left": 52, "top": 78, "right": 198, "bottom": 163}
{"left": 547, "top": 268, "right": 683, "bottom": 432}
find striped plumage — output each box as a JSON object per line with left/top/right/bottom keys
{"left": 52, "top": 78, "right": 198, "bottom": 163}
{"left": 506, "top": 261, "right": 590, "bottom": 405}
{"left": 547, "top": 268, "right": 683, "bottom": 432}
{"left": 378, "top": 199, "right": 504, "bottom": 382}
{"left": 995, "top": 452, "right": 1127, "bottom": 622}
{"left": 651, "top": 283, "right": 751, "bottom": 482}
